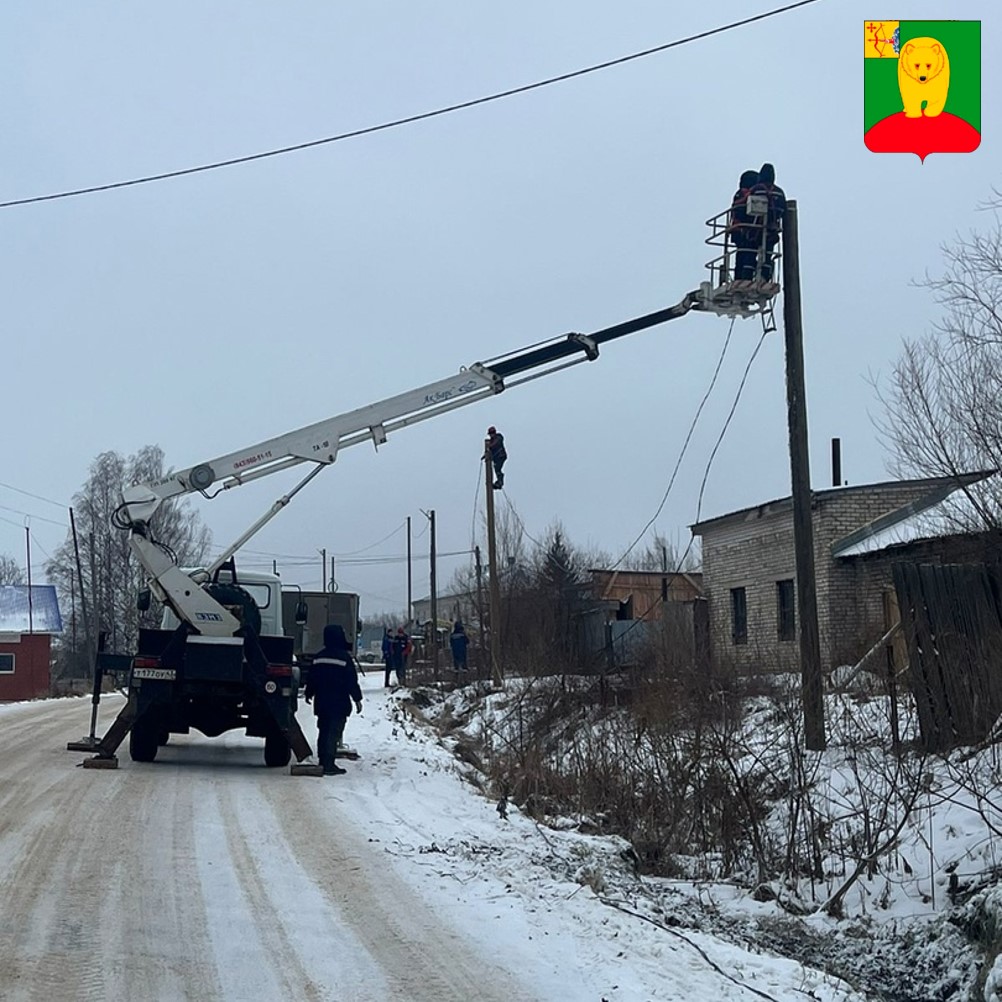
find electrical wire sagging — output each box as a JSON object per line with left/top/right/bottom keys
{"left": 0, "top": 1, "right": 822, "bottom": 209}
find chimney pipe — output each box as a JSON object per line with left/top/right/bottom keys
{"left": 831, "top": 437, "right": 842, "bottom": 487}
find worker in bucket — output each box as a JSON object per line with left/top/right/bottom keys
{"left": 304, "top": 624, "right": 363, "bottom": 776}
{"left": 729, "top": 168, "right": 760, "bottom": 283}
{"left": 749, "top": 162, "right": 786, "bottom": 281}
{"left": 486, "top": 426, "right": 507, "bottom": 490}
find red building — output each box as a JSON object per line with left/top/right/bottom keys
{"left": 0, "top": 585, "right": 63, "bottom": 702}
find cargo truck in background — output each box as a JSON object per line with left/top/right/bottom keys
{"left": 281, "top": 589, "right": 361, "bottom": 682}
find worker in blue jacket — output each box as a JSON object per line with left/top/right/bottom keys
{"left": 304, "top": 624, "right": 363, "bottom": 775}
{"left": 450, "top": 620, "right": 469, "bottom": 673}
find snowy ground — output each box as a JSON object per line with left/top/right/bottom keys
{"left": 0, "top": 671, "right": 865, "bottom": 1002}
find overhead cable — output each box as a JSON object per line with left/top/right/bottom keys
{"left": 0, "top": 0, "right": 822, "bottom": 209}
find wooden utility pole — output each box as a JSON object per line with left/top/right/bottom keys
{"left": 25, "top": 526, "right": 33, "bottom": 633}
{"left": 428, "top": 509, "right": 439, "bottom": 673}
{"left": 69, "top": 508, "right": 93, "bottom": 668}
{"left": 406, "top": 515, "right": 413, "bottom": 624}
{"left": 783, "top": 199, "right": 825, "bottom": 750}
{"left": 484, "top": 441, "right": 503, "bottom": 686}
{"left": 474, "top": 545, "right": 486, "bottom": 677}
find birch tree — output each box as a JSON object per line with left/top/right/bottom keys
{"left": 47, "top": 445, "right": 211, "bottom": 669}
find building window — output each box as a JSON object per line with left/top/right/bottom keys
{"left": 777, "top": 579, "right": 796, "bottom": 641}
{"left": 730, "top": 587, "right": 748, "bottom": 645}
{"left": 0, "top": 653, "right": 13, "bottom": 673}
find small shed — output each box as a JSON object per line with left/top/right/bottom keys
{"left": 0, "top": 585, "right": 63, "bottom": 702}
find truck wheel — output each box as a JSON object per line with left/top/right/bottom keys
{"left": 264, "top": 730, "right": 291, "bottom": 767}
{"left": 130, "top": 717, "right": 159, "bottom": 763}
{"left": 158, "top": 728, "right": 171, "bottom": 746}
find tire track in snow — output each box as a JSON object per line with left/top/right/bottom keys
{"left": 212, "top": 779, "right": 327, "bottom": 1002}
{"left": 0, "top": 754, "right": 122, "bottom": 1001}
{"left": 0, "top": 700, "right": 223, "bottom": 1002}
{"left": 260, "top": 777, "right": 536, "bottom": 1002}
{"left": 97, "top": 761, "right": 224, "bottom": 1002}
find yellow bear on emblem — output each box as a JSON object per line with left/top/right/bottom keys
{"left": 897, "top": 37, "right": 950, "bottom": 118}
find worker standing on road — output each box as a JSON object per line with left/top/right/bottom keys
{"left": 381, "top": 627, "right": 394, "bottom": 688}
{"left": 392, "top": 626, "right": 410, "bottom": 686}
{"left": 486, "top": 426, "right": 507, "bottom": 490}
{"left": 304, "top": 624, "right": 363, "bottom": 776}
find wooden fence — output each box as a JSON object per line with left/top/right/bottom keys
{"left": 893, "top": 562, "right": 1002, "bottom": 751}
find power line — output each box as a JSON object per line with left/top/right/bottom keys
{"left": 336, "top": 521, "right": 406, "bottom": 557}
{"left": 607, "top": 318, "right": 736, "bottom": 572}
{"left": 694, "top": 329, "right": 770, "bottom": 522}
{"left": 0, "top": 0, "right": 822, "bottom": 210}
{"left": 0, "top": 480, "right": 68, "bottom": 510}
{"left": 613, "top": 327, "right": 770, "bottom": 642}
{"left": 0, "top": 503, "right": 67, "bottom": 528}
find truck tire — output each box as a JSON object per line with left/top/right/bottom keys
{"left": 130, "top": 717, "right": 160, "bottom": 763}
{"left": 264, "top": 730, "right": 291, "bottom": 767}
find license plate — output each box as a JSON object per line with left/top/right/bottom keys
{"left": 133, "top": 667, "right": 177, "bottom": 681}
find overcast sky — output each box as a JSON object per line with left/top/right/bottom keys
{"left": 2, "top": 1, "right": 998, "bottom": 617}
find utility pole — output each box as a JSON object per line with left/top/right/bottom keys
{"left": 783, "top": 199, "right": 825, "bottom": 751}
{"left": 70, "top": 509, "right": 93, "bottom": 669}
{"left": 330, "top": 556, "right": 336, "bottom": 592}
{"left": 484, "top": 440, "right": 503, "bottom": 687}
{"left": 25, "top": 526, "right": 33, "bottom": 633}
{"left": 321, "top": 548, "right": 327, "bottom": 592}
{"left": 474, "top": 545, "right": 486, "bottom": 677}
{"left": 406, "top": 516, "right": 413, "bottom": 624}
{"left": 428, "top": 509, "right": 438, "bottom": 673}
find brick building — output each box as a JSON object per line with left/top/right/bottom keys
{"left": 690, "top": 472, "right": 994, "bottom": 673}
{"left": 0, "top": 585, "right": 63, "bottom": 701}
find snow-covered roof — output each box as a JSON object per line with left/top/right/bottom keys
{"left": 0, "top": 585, "right": 63, "bottom": 634}
{"left": 690, "top": 471, "right": 995, "bottom": 535}
{"left": 832, "top": 482, "right": 992, "bottom": 557}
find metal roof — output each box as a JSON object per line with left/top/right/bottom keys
{"left": 690, "top": 471, "right": 996, "bottom": 536}
{"left": 0, "top": 586, "right": 63, "bottom": 634}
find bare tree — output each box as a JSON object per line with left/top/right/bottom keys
{"left": 0, "top": 554, "right": 24, "bottom": 585}
{"left": 874, "top": 192, "right": 1002, "bottom": 530}
{"left": 623, "top": 532, "right": 701, "bottom": 573}
{"left": 46, "top": 446, "right": 211, "bottom": 672}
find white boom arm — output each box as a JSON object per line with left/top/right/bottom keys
{"left": 122, "top": 293, "right": 700, "bottom": 635}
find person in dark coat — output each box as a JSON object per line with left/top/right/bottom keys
{"left": 391, "top": 626, "right": 410, "bottom": 685}
{"left": 487, "top": 427, "right": 507, "bottom": 489}
{"left": 728, "top": 169, "right": 760, "bottom": 282}
{"left": 450, "top": 620, "right": 469, "bottom": 673}
{"left": 749, "top": 162, "right": 787, "bottom": 281}
{"left": 381, "top": 627, "right": 394, "bottom": 688}
{"left": 304, "top": 624, "right": 363, "bottom": 775}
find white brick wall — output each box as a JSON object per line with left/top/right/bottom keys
{"left": 698, "top": 484, "right": 939, "bottom": 673}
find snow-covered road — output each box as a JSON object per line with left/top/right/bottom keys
{"left": 0, "top": 675, "right": 862, "bottom": 1002}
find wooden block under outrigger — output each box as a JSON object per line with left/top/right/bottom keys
{"left": 290, "top": 761, "right": 325, "bottom": 776}
{"left": 81, "top": 755, "right": 119, "bottom": 769}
